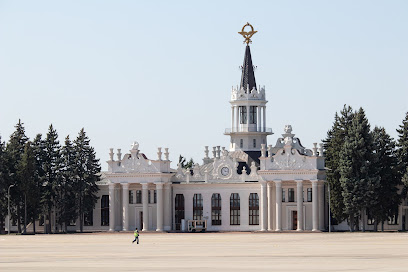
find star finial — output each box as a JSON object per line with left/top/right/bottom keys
{"left": 238, "top": 22, "right": 257, "bottom": 45}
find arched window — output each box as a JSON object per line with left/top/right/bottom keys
{"left": 249, "top": 193, "right": 259, "bottom": 225}
{"left": 230, "top": 193, "right": 240, "bottom": 225}
{"left": 211, "top": 193, "right": 222, "bottom": 225}
{"left": 193, "top": 194, "right": 203, "bottom": 220}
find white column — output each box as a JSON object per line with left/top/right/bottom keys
{"left": 319, "top": 183, "right": 325, "bottom": 230}
{"left": 257, "top": 106, "right": 261, "bottom": 132}
{"left": 156, "top": 183, "right": 164, "bottom": 232}
{"left": 122, "top": 183, "right": 129, "bottom": 231}
{"left": 109, "top": 183, "right": 116, "bottom": 232}
{"left": 235, "top": 106, "right": 239, "bottom": 132}
{"left": 231, "top": 106, "right": 234, "bottom": 131}
{"left": 246, "top": 105, "right": 250, "bottom": 126}
{"left": 163, "top": 183, "right": 172, "bottom": 231}
{"left": 260, "top": 182, "right": 268, "bottom": 231}
{"left": 142, "top": 183, "right": 149, "bottom": 231}
{"left": 262, "top": 106, "right": 266, "bottom": 131}
{"left": 296, "top": 180, "right": 304, "bottom": 231}
{"left": 267, "top": 182, "right": 273, "bottom": 231}
{"left": 274, "top": 180, "right": 282, "bottom": 231}
{"left": 312, "top": 180, "right": 319, "bottom": 231}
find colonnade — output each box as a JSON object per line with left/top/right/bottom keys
{"left": 231, "top": 105, "right": 266, "bottom": 132}
{"left": 260, "top": 180, "right": 325, "bottom": 231}
{"left": 108, "top": 182, "right": 171, "bottom": 232}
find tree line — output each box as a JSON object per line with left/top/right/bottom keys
{"left": 324, "top": 106, "right": 408, "bottom": 231}
{"left": 0, "top": 120, "right": 101, "bottom": 234}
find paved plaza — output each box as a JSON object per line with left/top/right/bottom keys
{"left": 1, "top": 232, "right": 408, "bottom": 271}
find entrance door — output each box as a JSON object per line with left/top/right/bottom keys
{"left": 140, "top": 212, "right": 143, "bottom": 230}
{"left": 175, "top": 194, "right": 185, "bottom": 231}
{"left": 292, "top": 211, "right": 298, "bottom": 230}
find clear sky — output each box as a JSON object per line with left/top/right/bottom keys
{"left": 0, "top": 0, "right": 407, "bottom": 170}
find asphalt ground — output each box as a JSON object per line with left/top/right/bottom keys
{"left": 1, "top": 232, "right": 408, "bottom": 271}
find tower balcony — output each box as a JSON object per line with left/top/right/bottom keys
{"left": 224, "top": 127, "right": 273, "bottom": 135}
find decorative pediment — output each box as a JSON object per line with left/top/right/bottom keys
{"left": 269, "top": 146, "right": 316, "bottom": 170}
{"left": 121, "top": 153, "right": 159, "bottom": 173}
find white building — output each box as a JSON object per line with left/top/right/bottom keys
{"left": 8, "top": 25, "right": 406, "bottom": 233}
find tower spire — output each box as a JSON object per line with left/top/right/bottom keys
{"left": 238, "top": 23, "right": 257, "bottom": 92}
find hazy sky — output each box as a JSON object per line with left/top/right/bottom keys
{"left": 1, "top": 0, "right": 407, "bottom": 170}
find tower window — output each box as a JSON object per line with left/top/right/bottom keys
{"left": 253, "top": 139, "right": 256, "bottom": 148}
{"left": 239, "top": 106, "right": 247, "bottom": 124}
{"left": 240, "top": 139, "right": 243, "bottom": 148}
{"left": 249, "top": 106, "right": 257, "bottom": 124}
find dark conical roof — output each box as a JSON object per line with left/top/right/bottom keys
{"left": 240, "top": 45, "right": 257, "bottom": 92}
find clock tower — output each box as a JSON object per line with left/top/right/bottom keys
{"left": 225, "top": 23, "right": 273, "bottom": 152}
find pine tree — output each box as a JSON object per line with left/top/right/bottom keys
{"left": 58, "top": 136, "right": 77, "bottom": 232}
{"left": 41, "top": 124, "right": 61, "bottom": 233}
{"left": 31, "top": 134, "right": 46, "bottom": 234}
{"left": 6, "top": 120, "right": 29, "bottom": 233}
{"left": 0, "top": 137, "right": 8, "bottom": 233}
{"left": 16, "top": 142, "right": 37, "bottom": 234}
{"left": 370, "top": 127, "right": 400, "bottom": 230}
{"left": 73, "top": 129, "right": 100, "bottom": 232}
{"left": 397, "top": 112, "right": 408, "bottom": 196}
{"left": 339, "top": 108, "right": 380, "bottom": 231}
{"left": 323, "top": 105, "right": 354, "bottom": 224}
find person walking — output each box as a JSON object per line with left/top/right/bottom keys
{"left": 132, "top": 228, "right": 139, "bottom": 244}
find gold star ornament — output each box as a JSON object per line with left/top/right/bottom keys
{"left": 238, "top": 22, "right": 257, "bottom": 45}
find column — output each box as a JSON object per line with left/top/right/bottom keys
{"left": 260, "top": 182, "right": 268, "bottom": 231}
{"left": 235, "top": 106, "right": 239, "bottom": 132}
{"left": 319, "top": 183, "right": 325, "bottom": 230}
{"left": 163, "top": 183, "right": 172, "bottom": 231}
{"left": 231, "top": 106, "right": 234, "bottom": 132}
{"left": 257, "top": 106, "right": 261, "bottom": 132}
{"left": 274, "top": 180, "right": 282, "bottom": 231}
{"left": 246, "top": 105, "right": 250, "bottom": 126}
{"left": 122, "top": 183, "right": 129, "bottom": 231}
{"left": 142, "top": 183, "right": 149, "bottom": 231}
{"left": 262, "top": 106, "right": 266, "bottom": 131}
{"left": 296, "top": 180, "right": 304, "bottom": 231}
{"left": 156, "top": 183, "right": 164, "bottom": 231}
{"left": 109, "top": 183, "right": 116, "bottom": 232}
{"left": 267, "top": 182, "right": 273, "bottom": 231}
{"left": 312, "top": 180, "right": 319, "bottom": 231}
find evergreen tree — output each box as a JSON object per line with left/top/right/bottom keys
{"left": 31, "top": 134, "right": 46, "bottom": 234}
{"left": 397, "top": 112, "right": 408, "bottom": 196}
{"left": 41, "top": 124, "right": 61, "bottom": 233}
{"left": 0, "top": 137, "right": 8, "bottom": 233}
{"left": 339, "top": 108, "right": 380, "bottom": 231}
{"left": 16, "top": 142, "right": 37, "bottom": 234}
{"left": 6, "top": 120, "right": 29, "bottom": 233}
{"left": 323, "top": 105, "right": 354, "bottom": 224}
{"left": 73, "top": 129, "right": 100, "bottom": 232}
{"left": 178, "top": 155, "right": 194, "bottom": 169}
{"left": 370, "top": 127, "right": 400, "bottom": 230}
{"left": 58, "top": 136, "right": 77, "bottom": 232}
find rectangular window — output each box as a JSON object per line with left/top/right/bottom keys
{"left": 39, "top": 215, "right": 44, "bottom": 226}
{"left": 388, "top": 212, "right": 398, "bottom": 225}
{"left": 148, "top": 190, "right": 151, "bottom": 204}
{"left": 253, "top": 139, "right": 256, "bottom": 148}
{"left": 193, "top": 194, "right": 203, "bottom": 220}
{"left": 101, "top": 195, "right": 109, "bottom": 226}
{"left": 230, "top": 193, "right": 240, "bottom": 225}
{"left": 307, "top": 188, "right": 312, "bottom": 202}
{"left": 249, "top": 193, "right": 259, "bottom": 225}
{"left": 367, "top": 210, "right": 374, "bottom": 225}
{"left": 288, "top": 188, "right": 295, "bottom": 202}
{"left": 240, "top": 139, "right": 243, "bottom": 148}
{"left": 239, "top": 106, "right": 247, "bottom": 124}
{"left": 136, "top": 190, "right": 142, "bottom": 204}
{"left": 84, "top": 210, "right": 93, "bottom": 226}
{"left": 211, "top": 193, "right": 222, "bottom": 225}
{"left": 129, "top": 190, "right": 134, "bottom": 204}
{"left": 282, "top": 189, "right": 285, "bottom": 202}
{"left": 154, "top": 190, "right": 157, "bottom": 204}
{"left": 249, "top": 106, "right": 257, "bottom": 124}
